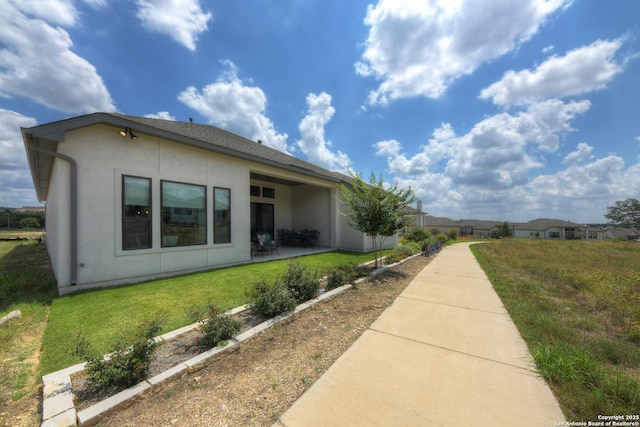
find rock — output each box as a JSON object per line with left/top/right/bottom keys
{"left": 0, "top": 310, "right": 22, "bottom": 325}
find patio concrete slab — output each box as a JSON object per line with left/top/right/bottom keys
{"left": 275, "top": 242, "right": 565, "bottom": 427}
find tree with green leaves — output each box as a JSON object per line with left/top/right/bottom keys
{"left": 604, "top": 199, "right": 640, "bottom": 228}
{"left": 500, "top": 222, "right": 512, "bottom": 237}
{"left": 337, "top": 172, "right": 416, "bottom": 268}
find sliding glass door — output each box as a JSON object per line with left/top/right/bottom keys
{"left": 250, "top": 202, "right": 274, "bottom": 242}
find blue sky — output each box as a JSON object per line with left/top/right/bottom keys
{"left": 1, "top": 0, "right": 639, "bottom": 223}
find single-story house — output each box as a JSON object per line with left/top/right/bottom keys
{"left": 422, "top": 215, "right": 463, "bottom": 235}
{"left": 422, "top": 217, "right": 508, "bottom": 238}
{"left": 15, "top": 206, "right": 46, "bottom": 213}
{"left": 604, "top": 227, "right": 639, "bottom": 241}
{"left": 513, "top": 218, "right": 604, "bottom": 240}
{"left": 458, "top": 220, "right": 507, "bottom": 238}
{"left": 22, "top": 113, "right": 396, "bottom": 294}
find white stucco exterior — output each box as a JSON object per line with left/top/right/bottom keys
{"left": 23, "top": 115, "right": 390, "bottom": 294}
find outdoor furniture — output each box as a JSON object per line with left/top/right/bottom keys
{"left": 306, "top": 230, "right": 320, "bottom": 248}
{"left": 277, "top": 229, "right": 290, "bottom": 247}
{"left": 252, "top": 232, "right": 280, "bottom": 257}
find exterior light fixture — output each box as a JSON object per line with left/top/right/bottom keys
{"left": 119, "top": 127, "right": 137, "bottom": 140}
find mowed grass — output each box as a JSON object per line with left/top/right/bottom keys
{"left": 472, "top": 239, "right": 640, "bottom": 420}
{"left": 40, "top": 249, "right": 389, "bottom": 375}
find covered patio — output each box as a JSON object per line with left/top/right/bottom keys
{"left": 249, "top": 171, "right": 336, "bottom": 250}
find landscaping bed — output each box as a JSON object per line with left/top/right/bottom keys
{"left": 88, "top": 255, "right": 432, "bottom": 426}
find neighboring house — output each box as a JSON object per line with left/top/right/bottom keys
{"left": 22, "top": 113, "right": 396, "bottom": 294}
{"left": 513, "top": 218, "right": 604, "bottom": 240}
{"left": 604, "top": 227, "right": 640, "bottom": 241}
{"left": 423, "top": 215, "right": 463, "bottom": 235}
{"left": 402, "top": 200, "right": 428, "bottom": 232}
{"left": 15, "top": 206, "right": 45, "bottom": 213}
{"left": 422, "top": 217, "right": 507, "bottom": 238}
{"left": 459, "top": 219, "right": 506, "bottom": 238}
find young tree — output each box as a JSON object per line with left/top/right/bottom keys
{"left": 604, "top": 199, "right": 640, "bottom": 228}
{"left": 499, "top": 222, "right": 512, "bottom": 237}
{"left": 337, "top": 172, "right": 416, "bottom": 268}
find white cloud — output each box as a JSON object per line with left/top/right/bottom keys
{"left": 0, "top": 0, "right": 115, "bottom": 114}
{"left": 145, "top": 111, "right": 176, "bottom": 121}
{"left": 178, "top": 60, "right": 289, "bottom": 152}
{"left": 480, "top": 39, "right": 626, "bottom": 106}
{"left": 82, "top": 0, "right": 107, "bottom": 7}
{"left": 296, "top": 92, "right": 351, "bottom": 172}
{"left": 356, "top": 0, "right": 569, "bottom": 105}
{"left": 373, "top": 99, "right": 607, "bottom": 220}
{"left": 0, "top": 109, "right": 39, "bottom": 207}
{"left": 526, "top": 155, "right": 640, "bottom": 223}
{"left": 10, "top": 0, "right": 78, "bottom": 26}
{"left": 136, "top": 0, "right": 212, "bottom": 51}
{"left": 563, "top": 142, "right": 593, "bottom": 164}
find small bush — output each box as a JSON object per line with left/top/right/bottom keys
{"left": 436, "top": 233, "right": 448, "bottom": 243}
{"left": 280, "top": 259, "right": 318, "bottom": 303}
{"left": 326, "top": 265, "right": 351, "bottom": 290}
{"left": 246, "top": 279, "right": 297, "bottom": 318}
{"left": 325, "top": 263, "right": 367, "bottom": 290}
{"left": 448, "top": 229, "right": 458, "bottom": 240}
{"left": 75, "top": 319, "right": 163, "bottom": 395}
{"left": 386, "top": 241, "right": 421, "bottom": 264}
{"left": 196, "top": 305, "right": 242, "bottom": 350}
{"left": 403, "top": 228, "right": 430, "bottom": 243}
{"left": 18, "top": 217, "right": 41, "bottom": 229}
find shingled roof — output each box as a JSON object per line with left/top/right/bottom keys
{"left": 108, "top": 113, "right": 346, "bottom": 182}
{"left": 515, "top": 218, "right": 583, "bottom": 231}
{"left": 22, "top": 112, "right": 347, "bottom": 200}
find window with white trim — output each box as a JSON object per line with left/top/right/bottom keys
{"left": 214, "top": 187, "right": 231, "bottom": 244}
{"left": 161, "top": 180, "right": 206, "bottom": 247}
{"left": 122, "top": 175, "right": 151, "bottom": 250}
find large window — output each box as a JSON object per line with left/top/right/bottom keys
{"left": 161, "top": 180, "right": 206, "bottom": 247}
{"left": 123, "top": 176, "right": 151, "bottom": 250}
{"left": 214, "top": 187, "right": 231, "bottom": 244}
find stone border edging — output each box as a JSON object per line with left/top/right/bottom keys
{"left": 41, "top": 253, "right": 424, "bottom": 427}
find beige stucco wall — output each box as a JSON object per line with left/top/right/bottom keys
{"left": 52, "top": 124, "right": 253, "bottom": 293}
{"left": 46, "top": 123, "right": 361, "bottom": 293}
{"left": 44, "top": 157, "right": 71, "bottom": 286}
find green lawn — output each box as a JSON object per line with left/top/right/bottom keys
{"left": 0, "top": 234, "right": 391, "bottom": 420}
{"left": 39, "top": 250, "right": 389, "bottom": 375}
{"left": 472, "top": 239, "right": 640, "bottom": 420}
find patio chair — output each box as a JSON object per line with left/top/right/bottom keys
{"left": 307, "top": 230, "right": 320, "bottom": 248}
{"left": 253, "top": 232, "right": 280, "bottom": 257}
{"left": 277, "top": 229, "right": 288, "bottom": 247}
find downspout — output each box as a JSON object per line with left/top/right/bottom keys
{"left": 25, "top": 137, "right": 78, "bottom": 285}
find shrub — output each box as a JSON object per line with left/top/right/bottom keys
{"left": 436, "top": 233, "right": 448, "bottom": 243}
{"left": 325, "top": 263, "right": 369, "bottom": 290}
{"left": 280, "top": 259, "right": 319, "bottom": 303}
{"left": 403, "top": 228, "right": 430, "bottom": 243}
{"left": 18, "top": 217, "right": 41, "bottom": 229}
{"left": 75, "top": 319, "right": 163, "bottom": 395}
{"left": 386, "top": 241, "right": 421, "bottom": 264}
{"left": 246, "top": 279, "right": 297, "bottom": 318}
{"left": 195, "top": 305, "right": 242, "bottom": 350}
{"left": 448, "top": 229, "right": 458, "bottom": 240}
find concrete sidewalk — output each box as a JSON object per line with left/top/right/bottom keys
{"left": 274, "top": 242, "right": 566, "bottom": 427}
